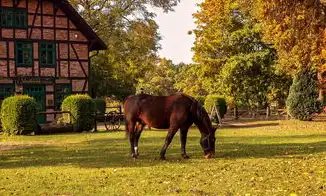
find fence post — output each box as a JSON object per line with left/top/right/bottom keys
{"left": 234, "top": 106, "right": 239, "bottom": 120}
{"left": 94, "top": 113, "right": 97, "bottom": 132}
{"left": 266, "top": 105, "right": 270, "bottom": 119}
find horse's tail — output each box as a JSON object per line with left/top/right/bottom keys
{"left": 123, "top": 96, "right": 131, "bottom": 138}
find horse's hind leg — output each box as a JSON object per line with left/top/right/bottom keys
{"left": 160, "top": 126, "right": 179, "bottom": 160}
{"left": 134, "top": 122, "right": 144, "bottom": 157}
{"left": 127, "top": 121, "right": 137, "bottom": 159}
{"left": 180, "top": 124, "right": 191, "bottom": 159}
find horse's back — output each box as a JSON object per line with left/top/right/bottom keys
{"left": 123, "top": 93, "right": 195, "bottom": 128}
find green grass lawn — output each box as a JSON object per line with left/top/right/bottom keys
{"left": 1, "top": 119, "right": 326, "bottom": 195}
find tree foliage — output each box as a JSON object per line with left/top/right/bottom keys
{"left": 192, "top": 0, "right": 286, "bottom": 110}
{"left": 69, "top": 0, "right": 180, "bottom": 100}
{"left": 254, "top": 0, "right": 326, "bottom": 74}
{"left": 174, "top": 63, "right": 210, "bottom": 96}
{"left": 136, "top": 58, "right": 178, "bottom": 95}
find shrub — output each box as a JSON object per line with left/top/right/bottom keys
{"left": 61, "top": 94, "right": 95, "bottom": 132}
{"left": 94, "top": 98, "right": 106, "bottom": 114}
{"left": 286, "top": 70, "right": 322, "bottom": 121}
{"left": 193, "top": 95, "right": 205, "bottom": 106}
{"left": 1, "top": 95, "right": 38, "bottom": 135}
{"left": 204, "top": 95, "right": 227, "bottom": 122}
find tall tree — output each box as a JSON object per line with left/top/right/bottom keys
{"left": 192, "top": 0, "right": 285, "bottom": 110}
{"left": 174, "top": 63, "right": 210, "bottom": 96}
{"left": 69, "top": 0, "right": 180, "bottom": 99}
{"left": 136, "top": 58, "right": 177, "bottom": 95}
{"left": 254, "top": 0, "right": 326, "bottom": 74}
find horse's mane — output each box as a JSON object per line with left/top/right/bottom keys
{"left": 182, "top": 94, "right": 208, "bottom": 122}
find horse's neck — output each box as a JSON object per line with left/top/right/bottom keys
{"left": 195, "top": 118, "right": 211, "bottom": 136}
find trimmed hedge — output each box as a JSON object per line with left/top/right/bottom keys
{"left": 193, "top": 95, "right": 205, "bottom": 106}
{"left": 61, "top": 94, "right": 95, "bottom": 132}
{"left": 204, "top": 95, "right": 227, "bottom": 122}
{"left": 94, "top": 98, "right": 106, "bottom": 114}
{"left": 286, "top": 70, "right": 322, "bottom": 121}
{"left": 1, "top": 95, "right": 38, "bottom": 135}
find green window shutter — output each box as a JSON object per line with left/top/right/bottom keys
{"left": 15, "top": 9, "right": 27, "bottom": 28}
{"left": 39, "top": 42, "right": 56, "bottom": 67}
{"left": 55, "top": 84, "right": 71, "bottom": 110}
{"left": 1, "top": 8, "right": 14, "bottom": 27}
{"left": 15, "top": 41, "right": 33, "bottom": 67}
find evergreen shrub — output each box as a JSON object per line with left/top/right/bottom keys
{"left": 61, "top": 94, "right": 95, "bottom": 132}
{"left": 1, "top": 95, "right": 38, "bottom": 135}
{"left": 286, "top": 70, "right": 322, "bottom": 121}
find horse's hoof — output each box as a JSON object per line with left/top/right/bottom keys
{"left": 204, "top": 153, "right": 212, "bottom": 159}
{"left": 160, "top": 156, "right": 166, "bottom": 160}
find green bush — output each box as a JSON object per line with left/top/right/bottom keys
{"left": 193, "top": 95, "right": 205, "bottom": 106}
{"left": 286, "top": 70, "right": 322, "bottom": 121}
{"left": 94, "top": 98, "right": 106, "bottom": 114}
{"left": 204, "top": 95, "right": 227, "bottom": 122}
{"left": 1, "top": 95, "right": 38, "bottom": 135}
{"left": 61, "top": 94, "right": 95, "bottom": 132}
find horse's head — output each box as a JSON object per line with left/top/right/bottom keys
{"left": 200, "top": 126, "right": 217, "bottom": 159}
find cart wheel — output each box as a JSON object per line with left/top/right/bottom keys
{"left": 104, "top": 111, "right": 121, "bottom": 131}
{"left": 110, "top": 112, "right": 121, "bottom": 130}
{"left": 104, "top": 111, "right": 114, "bottom": 131}
{"left": 112, "top": 114, "right": 121, "bottom": 130}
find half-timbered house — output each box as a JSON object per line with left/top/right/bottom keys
{"left": 0, "top": 0, "right": 106, "bottom": 123}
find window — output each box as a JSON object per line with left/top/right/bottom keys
{"left": 55, "top": 84, "right": 71, "bottom": 110}
{"left": 39, "top": 42, "right": 56, "bottom": 67}
{"left": 15, "top": 9, "right": 27, "bottom": 28}
{"left": 16, "top": 41, "right": 33, "bottom": 67}
{"left": 1, "top": 8, "right": 14, "bottom": 27}
{"left": 0, "top": 84, "right": 14, "bottom": 101}
{"left": 0, "top": 8, "right": 27, "bottom": 28}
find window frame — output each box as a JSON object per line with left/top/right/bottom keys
{"left": 15, "top": 41, "right": 33, "bottom": 67}
{"left": 0, "top": 84, "right": 14, "bottom": 101}
{"left": 39, "top": 42, "right": 56, "bottom": 67}
{"left": 14, "top": 8, "right": 28, "bottom": 29}
{"left": 54, "top": 84, "right": 71, "bottom": 111}
{"left": 0, "top": 7, "right": 14, "bottom": 28}
{"left": 0, "top": 7, "right": 27, "bottom": 29}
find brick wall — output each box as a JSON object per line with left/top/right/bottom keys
{"left": 0, "top": 0, "right": 90, "bottom": 82}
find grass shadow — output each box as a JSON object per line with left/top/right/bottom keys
{"left": 221, "top": 123, "right": 279, "bottom": 129}
{"left": 1, "top": 132, "right": 326, "bottom": 169}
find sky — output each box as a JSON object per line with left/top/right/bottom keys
{"left": 153, "top": 1, "right": 201, "bottom": 64}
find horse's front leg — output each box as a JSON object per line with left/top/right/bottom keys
{"left": 180, "top": 126, "right": 190, "bottom": 159}
{"left": 160, "top": 126, "right": 178, "bottom": 160}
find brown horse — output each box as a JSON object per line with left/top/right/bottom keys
{"left": 123, "top": 93, "right": 216, "bottom": 160}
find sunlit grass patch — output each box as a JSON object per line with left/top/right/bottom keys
{"left": 0, "top": 119, "right": 326, "bottom": 195}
